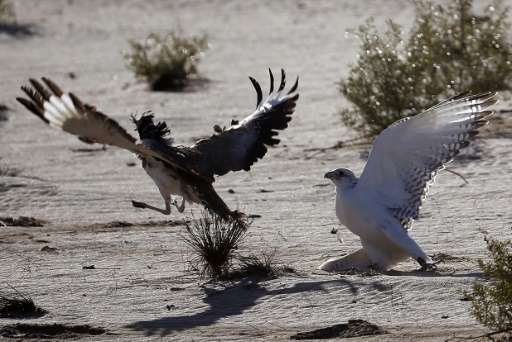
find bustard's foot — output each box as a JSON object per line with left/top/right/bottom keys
{"left": 417, "top": 257, "right": 437, "bottom": 272}
{"left": 132, "top": 200, "right": 147, "bottom": 209}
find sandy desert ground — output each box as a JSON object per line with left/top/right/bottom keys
{"left": 1, "top": 0, "right": 512, "bottom": 341}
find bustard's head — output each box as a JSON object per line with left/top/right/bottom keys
{"left": 324, "top": 168, "right": 357, "bottom": 188}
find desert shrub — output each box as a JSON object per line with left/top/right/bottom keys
{"left": 181, "top": 210, "right": 249, "bottom": 279}
{"left": 466, "top": 237, "right": 512, "bottom": 336}
{"left": 0, "top": 0, "right": 15, "bottom": 23}
{"left": 339, "top": 0, "right": 512, "bottom": 137}
{"left": 0, "top": 165, "right": 19, "bottom": 176}
{"left": 124, "top": 31, "right": 208, "bottom": 91}
{"left": 0, "top": 287, "right": 46, "bottom": 318}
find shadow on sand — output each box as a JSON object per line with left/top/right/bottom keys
{"left": 384, "top": 270, "right": 485, "bottom": 278}
{"left": 0, "top": 23, "right": 37, "bottom": 38}
{"left": 125, "top": 277, "right": 387, "bottom": 337}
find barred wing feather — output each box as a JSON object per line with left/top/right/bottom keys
{"left": 16, "top": 77, "right": 203, "bottom": 178}
{"left": 356, "top": 92, "right": 497, "bottom": 229}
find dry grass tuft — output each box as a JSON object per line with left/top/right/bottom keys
{"left": 0, "top": 216, "right": 46, "bottom": 227}
{"left": 182, "top": 210, "right": 249, "bottom": 279}
{"left": 0, "top": 287, "right": 46, "bottom": 318}
{"left": 124, "top": 31, "right": 208, "bottom": 91}
{"left": 227, "top": 250, "right": 296, "bottom": 280}
{"left": 0, "top": 165, "right": 20, "bottom": 177}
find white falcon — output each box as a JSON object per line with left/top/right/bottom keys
{"left": 321, "top": 92, "right": 497, "bottom": 271}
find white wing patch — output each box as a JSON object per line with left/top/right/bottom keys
{"left": 43, "top": 94, "right": 78, "bottom": 128}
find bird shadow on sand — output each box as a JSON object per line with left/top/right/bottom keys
{"left": 383, "top": 269, "right": 484, "bottom": 278}
{"left": 125, "top": 277, "right": 386, "bottom": 337}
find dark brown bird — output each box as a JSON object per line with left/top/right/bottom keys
{"left": 16, "top": 69, "right": 299, "bottom": 220}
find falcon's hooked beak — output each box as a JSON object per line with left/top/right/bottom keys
{"left": 324, "top": 171, "right": 336, "bottom": 180}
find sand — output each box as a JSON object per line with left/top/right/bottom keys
{"left": 1, "top": 1, "right": 511, "bottom": 341}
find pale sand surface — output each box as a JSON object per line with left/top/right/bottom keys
{"left": 1, "top": 1, "right": 512, "bottom": 341}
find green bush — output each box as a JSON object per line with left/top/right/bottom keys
{"left": 124, "top": 32, "right": 208, "bottom": 91}
{"left": 339, "top": 0, "right": 512, "bottom": 137}
{"left": 0, "top": 0, "right": 15, "bottom": 23}
{"left": 467, "top": 237, "right": 512, "bottom": 336}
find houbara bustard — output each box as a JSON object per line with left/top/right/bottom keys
{"left": 321, "top": 92, "right": 497, "bottom": 271}
{"left": 16, "top": 69, "right": 299, "bottom": 220}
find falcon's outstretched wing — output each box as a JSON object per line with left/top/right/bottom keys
{"left": 356, "top": 92, "right": 497, "bottom": 229}
{"left": 16, "top": 78, "right": 203, "bottom": 178}
{"left": 190, "top": 69, "right": 299, "bottom": 178}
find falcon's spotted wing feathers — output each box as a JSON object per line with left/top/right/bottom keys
{"left": 357, "top": 92, "right": 497, "bottom": 229}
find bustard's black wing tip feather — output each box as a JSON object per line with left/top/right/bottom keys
{"left": 277, "top": 68, "right": 286, "bottom": 91}
{"left": 192, "top": 69, "right": 299, "bottom": 178}
{"left": 268, "top": 68, "right": 274, "bottom": 94}
{"left": 41, "top": 77, "right": 64, "bottom": 97}
{"left": 28, "top": 78, "right": 51, "bottom": 101}
{"left": 132, "top": 111, "right": 174, "bottom": 146}
{"left": 250, "top": 68, "right": 299, "bottom": 109}
{"left": 288, "top": 76, "right": 299, "bottom": 94}
{"left": 249, "top": 76, "right": 263, "bottom": 108}
{"left": 241, "top": 70, "right": 299, "bottom": 168}
{"left": 16, "top": 96, "right": 49, "bottom": 124}
{"left": 17, "top": 81, "right": 50, "bottom": 124}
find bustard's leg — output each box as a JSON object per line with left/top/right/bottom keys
{"left": 132, "top": 198, "right": 171, "bottom": 215}
{"left": 172, "top": 197, "right": 186, "bottom": 213}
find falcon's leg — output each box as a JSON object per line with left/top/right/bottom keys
{"left": 378, "top": 223, "right": 433, "bottom": 268}
{"left": 131, "top": 198, "right": 171, "bottom": 215}
{"left": 172, "top": 197, "right": 186, "bottom": 213}
{"left": 417, "top": 257, "right": 437, "bottom": 272}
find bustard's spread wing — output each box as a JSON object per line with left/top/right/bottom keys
{"left": 189, "top": 69, "right": 298, "bottom": 178}
{"left": 356, "top": 92, "right": 497, "bottom": 229}
{"left": 16, "top": 78, "right": 202, "bottom": 178}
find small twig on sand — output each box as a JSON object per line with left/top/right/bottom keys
{"left": 444, "top": 168, "right": 469, "bottom": 185}
{"left": 304, "top": 135, "right": 373, "bottom": 156}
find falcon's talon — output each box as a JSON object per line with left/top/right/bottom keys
{"left": 417, "top": 257, "right": 437, "bottom": 272}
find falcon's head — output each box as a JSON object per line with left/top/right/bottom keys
{"left": 324, "top": 168, "right": 357, "bottom": 187}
